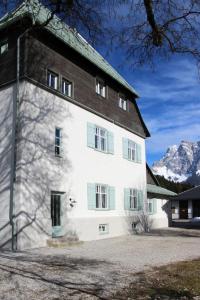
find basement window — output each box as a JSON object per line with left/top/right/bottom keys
{"left": 99, "top": 224, "right": 109, "bottom": 234}
{"left": 0, "top": 41, "right": 8, "bottom": 55}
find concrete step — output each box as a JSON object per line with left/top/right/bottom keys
{"left": 47, "top": 237, "right": 83, "bottom": 248}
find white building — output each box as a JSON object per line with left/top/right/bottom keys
{"left": 0, "top": 1, "right": 173, "bottom": 250}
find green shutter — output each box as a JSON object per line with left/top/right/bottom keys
{"left": 136, "top": 143, "right": 142, "bottom": 163}
{"left": 153, "top": 198, "right": 157, "bottom": 214}
{"left": 124, "top": 188, "right": 130, "bottom": 210}
{"left": 123, "top": 138, "right": 129, "bottom": 159}
{"left": 109, "top": 186, "right": 115, "bottom": 210}
{"left": 137, "top": 190, "right": 143, "bottom": 211}
{"left": 107, "top": 131, "right": 114, "bottom": 154}
{"left": 87, "top": 183, "right": 96, "bottom": 210}
{"left": 87, "top": 123, "right": 96, "bottom": 148}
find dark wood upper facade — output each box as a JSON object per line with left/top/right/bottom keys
{"left": 0, "top": 19, "right": 150, "bottom": 138}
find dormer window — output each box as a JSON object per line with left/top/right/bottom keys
{"left": 0, "top": 41, "right": 8, "bottom": 55}
{"left": 119, "top": 95, "right": 127, "bottom": 111}
{"left": 96, "top": 78, "right": 106, "bottom": 98}
{"left": 47, "top": 70, "right": 58, "bottom": 90}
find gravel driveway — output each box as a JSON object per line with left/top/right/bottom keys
{"left": 1, "top": 229, "right": 200, "bottom": 299}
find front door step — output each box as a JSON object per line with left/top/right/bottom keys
{"left": 47, "top": 236, "right": 83, "bottom": 248}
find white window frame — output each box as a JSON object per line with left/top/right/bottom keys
{"left": 128, "top": 140, "right": 136, "bottom": 161}
{"left": 119, "top": 95, "right": 127, "bottom": 111}
{"left": 62, "top": 78, "right": 72, "bottom": 97}
{"left": 96, "top": 78, "right": 106, "bottom": 98}
{"left": 47, "top": 70, "right": 58, "bottom": 90}
{"left": 96, "top": 184, "right": 108, "bottom": 209}
{"left": 95, "top": 126, "right": 107, "bottom": 152}
{"left": 99, "top": 224, "right": 109, "bottom": 234}
{"left": 0, "top": 41, "right": 8, "bottom": 55}
{"left": 55, "top": 127, "right": 62, "bottom": 157}
{"left": 130, "top": 189, "right": 137, "bottom": 209}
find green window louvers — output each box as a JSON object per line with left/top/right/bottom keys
{"left": 153, "top": 198, "right": 157, "bottom": 214}
{"left": 107, "top": 131, "right": 114, "bottom": 154}
{"left": 124, "top": 188, "right": 130, "bottom": 210}
{"left": 87, "top": 122, "right": 96, "bottom": 148}
{"left": 136, "top": 143, "right": 142, "bottom": 163}
{"left": 122, "top": 138, "right": 129, "bottom": 159}
{"left": 87, "top": 183, "right": 96, "bottom": 210}
{"left": 108, "top": 186, "right": 115, "bottom": 210}
{"left": 137, "top": 190, "right": 143, "bottom": 211}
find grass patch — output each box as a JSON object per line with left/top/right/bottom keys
{"left": 114, "top": 259, "right": 200, "bottom": 299}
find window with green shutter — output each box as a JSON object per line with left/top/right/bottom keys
{"left": 124, "top": 188, "right": 143, "bottom": 211}
{"left": 147, "top": 198, "right": 157, "bottom": 214}
{"left": 87, "top": 183, "right": 115, "bottom": 210}
{"left": 87, "top": 123, "right": 114, "bottom": 154}
{"left": 122, "top": 138, "right": 142, "bottom": 163}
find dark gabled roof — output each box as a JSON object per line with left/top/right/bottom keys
{"left": 146, "top": 163, "right": 159, "bottom": 186}
{"left": 172, "top": 185, "right": 200, "bottom": 201}
{"left": 0, "top": 0, "right": 139, "bottom": 97}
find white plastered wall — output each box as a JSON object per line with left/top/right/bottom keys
{"left": 14, "top": 81, "right": 147, "bottom": 249}
{"left": 0, "top": 85, "right": 14, "bottom": 248}
{"left": 149, "top": 198, "right": 169, "bottom": 229}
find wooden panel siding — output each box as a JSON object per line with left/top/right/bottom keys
{"left": 0, "top": 23, "right": 149, "bottom": 137}
{"left": 25, "top": 31, "right": 148, "bottom": 137}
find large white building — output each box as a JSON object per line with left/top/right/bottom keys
{"left": 0, "top": 1, "right": 173, "bottom": 250}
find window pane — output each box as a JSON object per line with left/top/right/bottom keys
{"left": 55, "top": 128, "right": 62, "bottom": 156}
{"left": 95, "top": 135, "right": 99, "bottom": 149}
{"left": 96, "top": 79, "right": 105, "bottom": 97}
{"left": 134, "top": 196, "right": 137, "bottom": 209}
{"left": 56, "top": 128, "right": 60, "bottom": 138}
{"left": 96, "top": 193, "right": 100, "bottom": 208}
{"left": 101, "top": 137, "right": 106, "bottom": 151}
{"left": 101, "top": 194, "right": 107, "bottom": 208}
{"left": 48, "top": 71, "right": 58, "bottom": 89}
{"left": 1, "top": 42, "right": 8, "bottom": 55}
{"left": 62, "top": 79, "right": 72, "bottom": 97}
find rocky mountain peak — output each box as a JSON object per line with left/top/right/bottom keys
{"left": 152, "top": 140, "right": 200, "bottom": 185}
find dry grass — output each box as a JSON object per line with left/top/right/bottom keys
{"left": 114, "top": 259, "right": 200, "bottom": 299}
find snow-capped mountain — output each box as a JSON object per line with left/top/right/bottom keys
{"left": 152, "top": 141, "right": 200, "bottom": 185}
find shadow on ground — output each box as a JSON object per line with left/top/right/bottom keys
{"left": 0, "top": 251, "right": 119, "bottom": 299}
{"left": 141, "top": 227, "right": 200, "bottom": 238}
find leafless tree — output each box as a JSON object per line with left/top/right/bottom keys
{"left": 1, "top": 0, "right": 200, "bottom": 66}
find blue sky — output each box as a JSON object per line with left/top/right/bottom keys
{"left": 98, "top": 49, "right": 200, "bottom": 166}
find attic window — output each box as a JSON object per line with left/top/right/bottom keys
{"left": 0, "top": 41, "right": 8, "bottom": 55}
{"left": 96, "top": 78, "right": 106, "bottom": 98}
{"left": 62, "top": 78, "right": 72, "bottom": 97}
{"left": 119, "top": 95, "right": 127, "bottom": 111}
{"left": 47, "top": 70, "right": 58, "bottom": 90}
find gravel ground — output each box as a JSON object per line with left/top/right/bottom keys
{"left": 0, "top": 229, "right": 200, "bottom": 299}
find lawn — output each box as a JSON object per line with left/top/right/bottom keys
{"left": 114, "top": 259, "right": 200, "bottom": 299}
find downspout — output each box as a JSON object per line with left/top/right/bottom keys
{"left": 10, "top": 25, "right": 33, "bottom": 251}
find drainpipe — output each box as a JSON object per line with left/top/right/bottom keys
{"left": 10, "top": 26, "right": 32, "bottom": 251}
